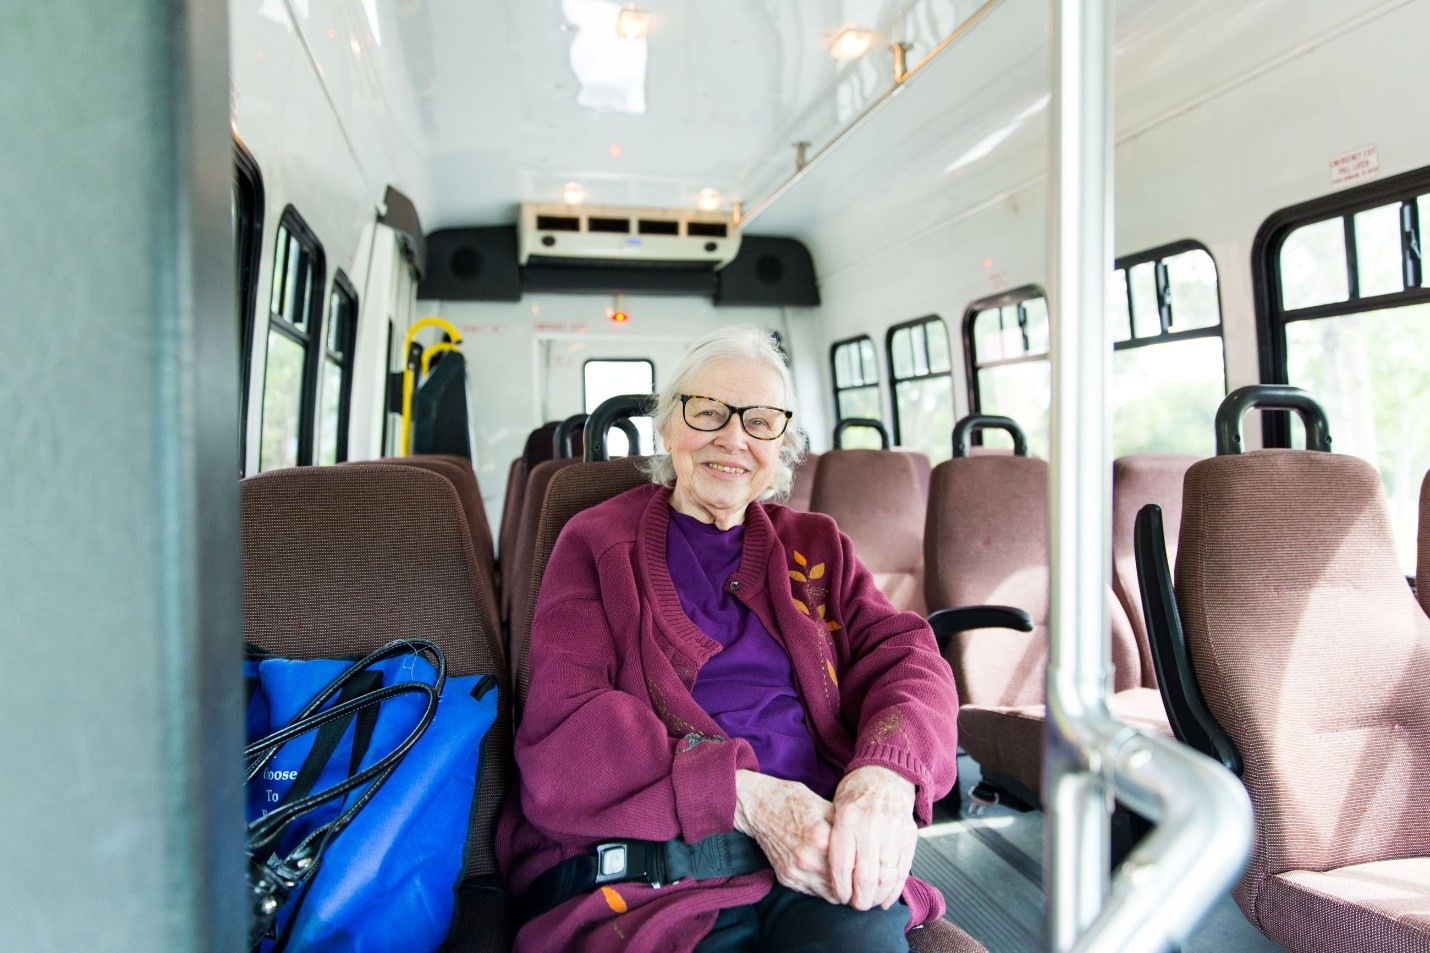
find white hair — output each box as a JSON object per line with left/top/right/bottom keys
{"left": 642, "top": 325, "right": 807, "bottom": 501}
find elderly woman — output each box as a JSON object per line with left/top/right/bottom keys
{"left": 498, "top": 325, "right": 960, "bottom": 952}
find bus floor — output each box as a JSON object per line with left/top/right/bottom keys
{"left": 913, "top": 754, "right": 1286, "bottom": 953}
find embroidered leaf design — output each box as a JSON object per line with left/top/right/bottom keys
{"left": 825, "top": 659, "right": 840, "bottom": 686}
{"left": 826, "top": 620, "right": 842, "bottom": 631}
{"left": 601, "top": 886, "right": 628, "bottom": 914}
{"left": 817, "top": 604, "right": 826, "bottom": 617}
{"left": 809, "top": 563, "right": 825, "bottom": 580}
{"left": 789, "top": 570, "right": 807, "bottom": 583}
{"left": 792, "top": 599, "right": 809, "bottom": 614}
{"left": 793, "top": 550, "right": 808, "bottom": 567}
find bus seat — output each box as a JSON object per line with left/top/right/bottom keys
{"left": 1419, "top": 469, "right": 1428, "bottom": 615}
{"left": 785, "top": 451, "right": 819, "bottom": 511}
{"left": 505, "top": 457, "right": 579, "bottom": 690}
{"left": 895, "top": 448, "right": 932, "bottom": 504}
{"left": 515, "top": 457, "right": 652, "bottom": 709}
{"left": 499, "top": 423, "right": 561, "bottom": 624}
{"left": 925, "top": 450, "right": 1148, "bottom": 807}
{"left": 809, "top": 449, "right": 928, "bottom": 615}
{"left": 1112, "top": 453, "right": 1199, "bottom": 687}
{"left": 368, "top": 454, "right": 499, "bottom": 611}
{"left": 1176, "top": 448, "right": 1430, "bottom": 950}
{"left": 240, "top": 464, "right": 514, "bottom": 950}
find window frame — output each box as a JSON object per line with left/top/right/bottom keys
{"left": 1110, "top": 239, "right": 1227, "bottom": 357}
{"left": 581, "top": 357, "right": 656, "bottom": 410}
{"left": 1252, "top": 164, "right": 1430, "bottom": 446}
{"left": 828, "top": 334, "right": 883, "bottom": 425}
{"left": 884, "top": 315, "right": 953, "bottom": 447}
{"left": 962, "top": 284, "right": 1048, "bottom": 418}
{"left": 319, "top": 270, "right": 359, "bottom": 464}
{"left": 259, "top": 205, "right": 326, "bottom": 469}
{"left": 233, "top": 138, "right": 265, "bottom": 470}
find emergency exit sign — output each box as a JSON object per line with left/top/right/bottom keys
{"left": 1330, "top": 145, "right": 1379, "bottom": 186}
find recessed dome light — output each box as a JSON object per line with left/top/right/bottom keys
{"left": 829, "top": 26, "right": 873, "bottom": 60}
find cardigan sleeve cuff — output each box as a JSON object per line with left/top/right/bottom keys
{"left": 844, "top": 742, "right": 937, "bottom": 826}
{"left": 671, "top": 733, "right": 759, "bottom": 842}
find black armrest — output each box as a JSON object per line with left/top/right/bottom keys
{"left": 927, "top": 605, "right": 1033, "bottom": 652}
{"left": 1133, "top": 503, "right": 1243, "bottom": 776}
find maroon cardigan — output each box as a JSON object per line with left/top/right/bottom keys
{"left": 497, "top": 484, "right": 960, "bottom": 952}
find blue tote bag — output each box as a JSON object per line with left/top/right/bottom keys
{"left": 245, "top": 639, "right": 499, "bottom": 953}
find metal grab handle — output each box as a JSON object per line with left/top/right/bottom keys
{"left": 1214, "top": 384, "right": 1332, "bottom": 455}
{"left": 554, "top": 414, "right": 588, "bottom": 460}
{"left": 832, "top": 418, "right": 889, "bottom": 449}
{"left": 951, "top": 414, "right": 1029, "bottom": 457}
{"left": 585, "top": 394, "right": 651, "bottom": 462}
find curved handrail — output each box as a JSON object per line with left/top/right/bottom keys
{"left": 400, "top": 317, "right": 462, "bottom": 455}
{"left": 612, "top": 418, "right": 641, "bottom": 455}
{"left": 553, "top": 414, "right": 588, "bottom": 460}
{"left": 585, "top": 395, "right": 651, "bottom": 462}
{"left": 1214, "top": 384, "right": 1332, "bottom": 455}
{"left": 952, "top": 414, "right": 1029, "bottom": 457}
{"left": 832, "top": 418, "right": 889, "bottom": 449}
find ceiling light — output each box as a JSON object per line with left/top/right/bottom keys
{"left": 562, "top": 181, "right": 586, "bottom": 205}
{"left": 829, "top": 26, "right": 874, "bottom": 60}
{"left": 616, "top": 6, "right": 650, "bottom": 40}
{"left": 696, "top": 188, "right": 721, "bottom": 212}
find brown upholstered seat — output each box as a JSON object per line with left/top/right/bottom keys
{"left": 1112, "top": 453, "right": 1199, "bottom": 686}
{"left": 514, "top": 457, "right": 988, "bottom": 953}
{"left": 1419, "top": 470, "right": 1429, "bottom": 616}
{"left": 241, "top": 464, "right": 514, "bottom": 951}
{"left": 505, "top": 457, "right": 579, "bottom": 691}
{"left": 785, "top": 451, "right": 820, "bottom": 511}
{"left": 809, "top": 449, "right": 928, "bottom": 615}
{"left": 1177, "top": 449, "right": 1430, "bottom": 951}
{"left": 924, "top": 452, "right": 1145, "bottom": 803}
{"left": 368, "top": 454, "right": 499, "bottom": 610}
{"left": 498, "top": 423, "right": 561, "bottom": 624}
{"left": 896, "top": 448, "right": 932, "bottom": 504}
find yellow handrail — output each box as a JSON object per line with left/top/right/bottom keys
{"left": 401, "top": 317, "right": 463, "bottom": 455}
{"left": 420, "top": 341, "right": 461, "bottom": 378}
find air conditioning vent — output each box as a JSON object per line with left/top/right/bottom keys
{"left": 686, "top": 222, "right": 728, "bottom": 238}
{"left": 587, "top": 216, "right": 632, "bottom": 234}
{"left": 535, "top": 215, "right": 580, "bottom": 231}
{"left": 519, "top": 203, "right": 741, "bottom": 267}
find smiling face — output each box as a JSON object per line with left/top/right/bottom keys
{"left": 663, "top": 358, "right": 787, "bottom": 529}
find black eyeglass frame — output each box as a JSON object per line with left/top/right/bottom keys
{"left": 679, "top": 394, "right": 793, "bottom": 440}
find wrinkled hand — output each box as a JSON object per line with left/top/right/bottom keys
{"left": 733, "top": 770, "right": 840, "bottom": 903}
{"left": 829, "top": 765, "right": 918, "bottom": 910}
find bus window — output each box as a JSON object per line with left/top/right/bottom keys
{"left": 830, "top": 335, "right": 884, "bottom": 449}
{"left": 886, "top": 316, "right": 955, "bottom": 463}
{"left": 583, "top": 358, "right": 654, "bottom": 456}
{"left": 964, "top": 287, "right": 1050, "bottom": 457}
{"left": 233, "top": 140, "right": 264, "bottom": 471}
{"left": 316, "top": 272, "right": 358, "bottom": 465}
{"left": 259, "top": 207, "right": 325, "bottom": 471}
{"left": 1256, "top": 166, "right": 1430, "bottom": 572}
{"left": 1109, "top": 242, "right": 1227, "bottom": 458}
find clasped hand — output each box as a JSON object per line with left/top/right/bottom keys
{"left": 733, "top": 766, "right": 917, "bottom": 911}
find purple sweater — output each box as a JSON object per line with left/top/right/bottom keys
{"left": 667, "top": 510, "right": 842, "bottom": 797}
{"left": 497, "top": 484, "right": 960, "bottom": 953}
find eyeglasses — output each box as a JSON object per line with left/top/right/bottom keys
{"left": 679, "top": 394, "right": 792, "bottom": 441}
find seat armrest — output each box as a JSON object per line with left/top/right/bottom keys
{"left": 927, "top": 605, "right": 1033, "bottom": 651}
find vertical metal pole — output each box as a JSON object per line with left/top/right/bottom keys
{"left": 1044, "top": 0, "right": 1115, "bottom": 950}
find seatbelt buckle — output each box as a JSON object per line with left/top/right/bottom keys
{"left": 593, "top": 840, "right": 675, "bottom": 889}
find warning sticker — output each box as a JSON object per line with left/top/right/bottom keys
{"left": 1330, "top": 146, "right": 1379, "bottom": 187}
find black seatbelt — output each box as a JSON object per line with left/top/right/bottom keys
{"left": 522, "top": 832, "right": 770, "bottom": 920}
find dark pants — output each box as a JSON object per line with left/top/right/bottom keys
{"left": 693, "top": 884, "right": 911, "bottom": 953}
